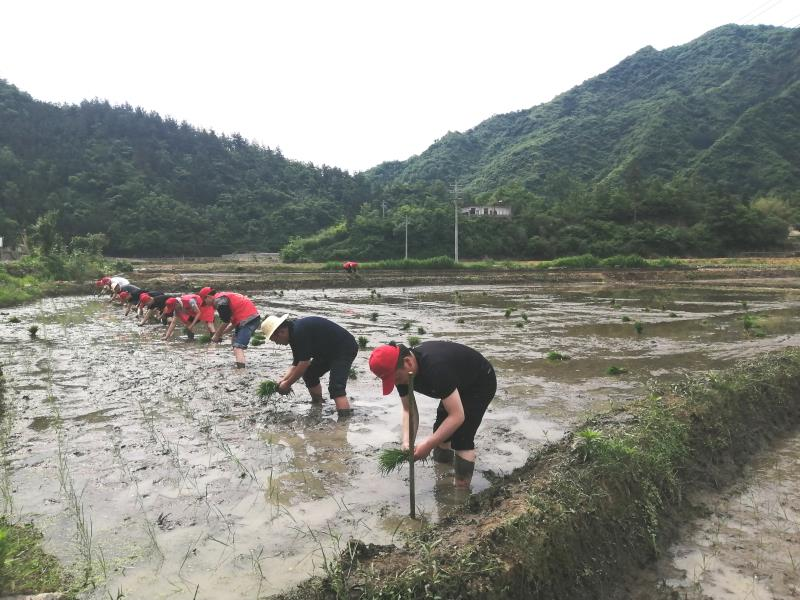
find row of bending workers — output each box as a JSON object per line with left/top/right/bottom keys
{"left": 96, "top": 276, "right": 496, "bottom": 488}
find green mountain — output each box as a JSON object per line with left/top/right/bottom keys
{"left": 0, "top": 82, "right": 370, "bottom": 256}
{"left": 367, "top": 24, "right": 800, "bottom": 199}
{"left": 1, "top": 24, "right": 798, "bottom": 261}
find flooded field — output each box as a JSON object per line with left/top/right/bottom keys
{"left": 1, "top": 278, "right": 799, "bottom": 599}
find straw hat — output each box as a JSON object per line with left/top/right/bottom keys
{"left": 260, "top": 314, "right": 289, "bottom": 340}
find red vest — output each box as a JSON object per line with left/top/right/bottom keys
{"left": 179, "top": 294, "right": 201, "bottom": 313}
{"left": 215, "top": 292, "right": 258, "bottom": 325}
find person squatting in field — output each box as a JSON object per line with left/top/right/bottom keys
{"left": 369, "top": 340, "right": 496, "bottom": 487}
{"left": 260, "top": 314, "right": 357, "bottom": 417}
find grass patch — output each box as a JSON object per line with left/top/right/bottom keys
{"left": 0, "top": 517, "right": 71, "bottom": 595}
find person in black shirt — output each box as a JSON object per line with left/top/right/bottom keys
{"left": 369, "top": 340, "right": 496, "bottom": 487}
{"left": 137, "top": 292, "right": 175, "bottom": 326}
{"left": 261, "top": 315, "right": 358, "bottom": 417}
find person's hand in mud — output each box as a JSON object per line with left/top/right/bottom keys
{"left": 277, "top": 380, "right": 293, "bottom": 395}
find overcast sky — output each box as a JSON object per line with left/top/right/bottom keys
{"left": 1, "top": 1, "right": 798, "bottom": 173}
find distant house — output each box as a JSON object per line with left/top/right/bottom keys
{"left": 460, "top": 204, "right": 512, "bottom": 218}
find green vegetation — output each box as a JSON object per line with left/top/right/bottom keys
{"left": 377, "top": 448, "right": 413, "bottom": 476}
{"left": 3, "top": 26, "right": 799, "bottom": 263}
{"left": 348, "top": 367, "right": 357, "bottom": 380}
{"left": 634, "top": 321, "right": 644, "bottom": 335}
{"left": 27, "top": 325, "right": 38, "bottom": 339}
{"left": 0, "top": 518, "right": 71, "bottom": 596}
{"left": 257, "top": 380, "right": 280, "bottom": 400}
{"left": 407, "top": 335, "right": 421, "bottom": 347}
{"left": 606, "top": 366, "right": 628, "bottom": 375}
{"left": 546, "top": 351, "right": 570, "bottom": 361}
{"left": 357, "top": 336, "right": 368, "bottom": 350}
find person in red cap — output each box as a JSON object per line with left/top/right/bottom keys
{"left": 206, "top": 291, "right": 261, "bottom": 368}
{"left": 95, "top": 276, "right": 111, "bottom": 295}
{"left": 368, "top": 340, "right": 496, "bottom": 487}
{"left": 137, "top": 292, "right": 175, "bottom": 326}
{"left": 162, "top": 293, "right": 204, "bottom": 340}
{"left": 342, "top": 261, "right": 359, "bottom": 273}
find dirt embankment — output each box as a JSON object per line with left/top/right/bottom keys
{"left": 122, "top": 264, "right": 800, "bottom": 294}
{"left": 273, "top": 350, "right": 800, "bottom": 600}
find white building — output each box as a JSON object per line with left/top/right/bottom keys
{"left": 460, "top": 204, "right": 512, "bottom": 217}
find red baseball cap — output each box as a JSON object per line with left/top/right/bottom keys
{"left": 198, "top": 287, "right": 213, "bottom": 299}
{"left": 163, "top": 297, "right": 178, "bottom": 314}
{"left": 118, "top": 291, "right": 130, "bottom": 301}
{"left": 95, "top": 279, "right": 104, "bottom": 287}
{"left": 369, "top": 344, "right": 400, "bottom": 395}
{"left": 100, "top": 276, "right": 111, "bottom": 285}
{"left": 139, "top": 293, "right": 152, "bottom": 305}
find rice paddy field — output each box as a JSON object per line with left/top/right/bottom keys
{"left": 1, "top": 273, "right": 799, "bottom": 598}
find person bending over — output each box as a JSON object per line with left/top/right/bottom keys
{"left": 261, "top": 314, "right": 357, "bottom": 417}
{"left": 369, "top": 340, "right": 496, "bottom": 487}
{"left": 208, "top": 291, "right": 261, "bottom": 368}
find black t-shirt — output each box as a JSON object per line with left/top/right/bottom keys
{"left": 120, "top": 284, "right": 142, "bottom": 300}
{"left": 151, "top": 293, "right": 177, "bottom": 310}
{"left": 396, "top": 341, "right": 493, "bottom": 400}
{"left": 288, "top": 317, "right": 358, "bottom": 365}
{"left": 213, "top": 296, "right": 232, "bottom": 323}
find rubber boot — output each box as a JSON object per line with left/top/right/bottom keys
{"left": 433, "top": 447, "right": 454, "bottom": 464}
{"left": 235, "top": 362, "right": 246, "bottom": 369}
{"left": 454, "top": 454, "right": 475, "bottom": 486}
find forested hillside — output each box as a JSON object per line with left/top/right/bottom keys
{"left": 0, "top": 82, "right": 370, "bottom": 255}
{"left": 1, "top": 24, "right": 798, "bottom": 260}
{"left": 367, "top": 25, "right": 800, "bottom": 198}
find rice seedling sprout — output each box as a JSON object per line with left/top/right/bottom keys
{"left": 357, "top": 336, "right": 368, "bottom": 350}
{"left": 28, "top": 325, "right": 38, "bottom": 338}
{"left": 546, "top": 351, "right": 570, "bottom": 361}
{"left": 407, "top": 335, "right": 421, "bottom": 347}
{"left": 378, "top": 448, "right": 413, "bottom": 475}
{"left": 258, "top": 380, "right": 280, "bottom": 399}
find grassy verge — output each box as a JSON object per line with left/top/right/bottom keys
{"left": 0, "top": 518, "right": 72, "bottom": 596}
{"left": 277, "top": 349, "right": 800, "bottom": 599}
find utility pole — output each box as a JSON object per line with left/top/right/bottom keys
{"left": 405, "top": 215, "right": 408, "bottom": 260}
{"left": 451, "top": 181, "right": 461, "bottom": 263}
{"left": 381, "top": 199, "right": 387, "bottom": 218}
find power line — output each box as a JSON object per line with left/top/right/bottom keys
{"left": 741, "top": 0, "right": 785, "bottom": 24}
{"left": 738, "top": 0, "right": 783, "bottom": 23}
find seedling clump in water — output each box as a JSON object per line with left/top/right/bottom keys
{"left": 257, "top": 380, "right": 280, "bottom": 399}
{"left": 357, "top": 336, "right": 368, "bottom": 350}
{"left": 407, "top": 335, "right": 420, "bottom": 347}
{"left": 28, "top": 325, "right": 38, "bottom": 338}
{"left": 378, "top": 448, "right": 413, "bottom": 475}
{"left": 546, "top": 351, "right": 570, "bottom": 361}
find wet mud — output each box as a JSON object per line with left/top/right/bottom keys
{"left": 0, "top": 277, "right": 799, "bottom": 598}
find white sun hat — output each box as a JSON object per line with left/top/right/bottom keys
{"left": 260, "top": 314, "right": 289, "bottom": 340}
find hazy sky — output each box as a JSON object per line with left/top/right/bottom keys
{"left": 1, "top": 1, "right": 798, "bottom": 173}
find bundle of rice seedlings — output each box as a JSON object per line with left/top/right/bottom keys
{"left": 251, "top": 338, "right": 265, "bottom": 346}
{"left": 198, "top": 333, "right": 212, "bottom": 343}
{"left": 257, "top": 380, "right": 280, "bottom": 399}
{"left": 378, "top": 448, "right": 413, "bottom": 475}
{"left": 28, "top": 325, "right": 38, "bottom": 338}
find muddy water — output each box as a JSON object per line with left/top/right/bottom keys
{"left": 1, "top": 280, "right": 799, "bottom": 599}
{"left": 625, "top": 431, "right": 800, "bottom": 599}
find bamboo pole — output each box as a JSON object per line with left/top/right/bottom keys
{"left": 407, "top": 373, "right": 418, "bottom": 519}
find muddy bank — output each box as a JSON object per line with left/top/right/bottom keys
{"left": 275, "top": 350, "right": 800, "bottom": 600}
{"left": 125, "top": 263, "right": 800, "bottom": 294}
